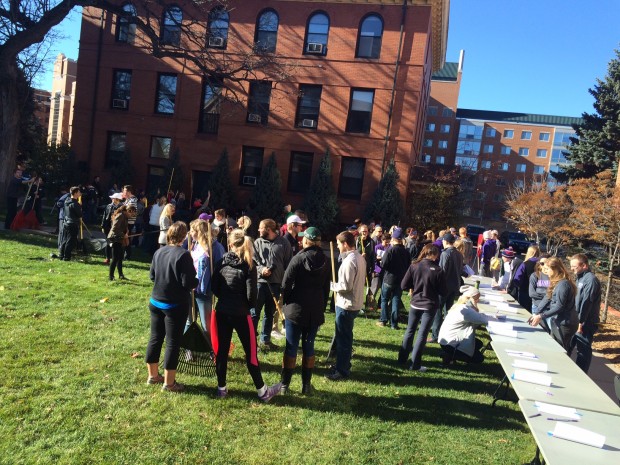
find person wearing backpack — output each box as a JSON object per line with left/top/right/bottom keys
{"left": 101, "top": 193, "right": 123, "bottom": 264}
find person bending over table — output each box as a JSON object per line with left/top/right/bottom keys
{"left": 438, "top": 286, "right": 501, "bottom": 365}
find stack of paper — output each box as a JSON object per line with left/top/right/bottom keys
{"left": 512, "top": 369, "right": 552, "bottom": 386}
{"left": 550, "top": 423, "right": 605, "bottom": 448}
{"left": 512, "top": 359, "right": 548, "bottom": 372}
{"left": 534, "top": 402, "right": 580, "bottom": 419}
{"left": 488, "top": 321, "right": 518, "bottom": 338}
{"left": 505, "top": 349, "right": 537, "bottom": 359}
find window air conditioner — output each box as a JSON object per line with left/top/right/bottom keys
{"left": 306, "top": 43, "right": 324, "bottom": 54}
{"left": 208, "top": 36, "right": 225, "bottom": 47}
{"left": 242, "top": 176, "right": 257, "bottom": 186}
{"left": 248, "top": 113, "right": 262, "bottom": 123}
{"left": 112, "top": 99, "right": 127, "bottom": 109}
{"left": 301, "top": 119, "right": 316, "bottom": 128}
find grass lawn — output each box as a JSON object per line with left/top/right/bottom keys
{"left": 0, "top": 230, "right": 535, "bottom": 464}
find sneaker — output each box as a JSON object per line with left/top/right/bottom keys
{"left": 161, "top": 381, "right": 185, "bottom": 393}
{"left": 259, "top": 383, "right": 282, "bottom": 403}
{"left": 146, "top": 375, "right": 164, "bottom": 385}
{"left": 426, "top": 337, "right": 438, "bottom": 344}
{"left": 325, "top": 370, "right": 348, "bottom": 381}
{"left": 391, "top": 325, "right": 401, "bottom": 330}
{"left": 375, "top": 321, "right": 387, "bottom": 327}
{"left": 279, "top": 384, "right": 289, "bottom": 395}
{"left": 216, "top": 387, "right": 228, "bottom": 398}
{"left": 409, "top": 365, "right": 428, "bottom": 373}
{"left": 49, "top": 253, "right": 59, "bottom": 259}
{"left": 301, "top": 384, "right": 314, "bottom": 395}
{"left": 441, "top": 352, "right": 453, "bottom": 367}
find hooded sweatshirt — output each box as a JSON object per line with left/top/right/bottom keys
{"left": 212, "top": 251, "right": 257, "bottom": 316}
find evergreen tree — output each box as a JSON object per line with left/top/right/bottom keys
{"left": 558, "top": 49, "right": 620, "bottom": 181}
{"left": 249, "top": 152, "right": 283, "bottom": 220}
{"left": 407, "top": 183, "right": 460, "bottom": 234}
{"left": 304, "top": 148, "right": 339, "bottom": 236}
{"left": 205, "top": 148, "right": 237, "bottom": 212}
{"left": 364, "top": 159, "right": 403, "bottom": 228}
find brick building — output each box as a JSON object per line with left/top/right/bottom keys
{"left": 70, "top": 0, "right": 449, "bottom": 221}
{"left": 48, "top": 53, "right": 77, "bottom": 146}
{"left": 33, "top": 89, "right": 51, "bottom": 136}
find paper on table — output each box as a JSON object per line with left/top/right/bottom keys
{"left": 512, "top": 359, "right": 548, "bottom": 372}
{"left": 497, "top": 306, "right": 519, "bottom": 314}
{"left": 512, "top": 369, "right": 552, "bottom": 386}
{"left": 550, "top": 423, "right": 605, "bottom": 448}
{"left": 534, "top": 402, "right": 580, "bottom": 419}
{"left": 488, "top": 321, "right": 514, "bottom": 331}
{"left": 488, "top": 325, "right": 518, "bottom": 338}
{"left": 505, "top": 349, "right": 537, "bottom": 359}
{"left": 486, "top": 294, "right": 505, "bottom": 302}
{"left": 493, "top": 302, "right": 512, "bottom": 311}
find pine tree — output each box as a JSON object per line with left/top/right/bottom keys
{"left": 558, "top": 49, "right": 620, "bottom": 181}
{"left": 206, "top": 148, "right": 237, "bottom": 212}
{"left": 304, "top": 148, "right": 339, "bottom": 236}
{"left": 364, "top": 159, "right": 403, "bottom": 228}
{"left": 249, "top": 152, "right": 283, "bottom": 221}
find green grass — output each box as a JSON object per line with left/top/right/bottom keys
{"left": 0, "top": 231, "right": 534, "bottom": 464}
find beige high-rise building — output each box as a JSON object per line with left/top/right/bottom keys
{"left": 48, "top": 53, "right": 77, "bottom": 145}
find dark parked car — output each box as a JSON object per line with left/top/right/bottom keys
{"left": 500, "top": 231, "right": 532, "bottom": 254}
{"left": 466, "top": 224, "right": 486, "bottom": 244}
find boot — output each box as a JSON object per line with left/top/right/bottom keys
{"left": 280, "top": 355, "right": 296, "bottom": 394}
{"left": 301, "top": 355, "right": 315, "bottom": 395}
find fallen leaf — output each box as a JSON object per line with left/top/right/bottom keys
{"left": 0, "top": 286, "right": 4, "bottom": 291}
{"left": 100, "top": 297, "right": 109, "bottom": 303}
{"left": 130, "top": 352, "right": 141, "bottom": 358}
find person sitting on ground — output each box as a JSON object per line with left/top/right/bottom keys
{"left": 438, "top": 286, "right": 500, "bottom": 365}
{"left": 145, "top": 222, "right": 199, "bottom": 392}
{"left": 211, "top": 229, "right": 282, "bottom": 402}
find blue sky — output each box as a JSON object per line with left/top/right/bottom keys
{"left": 39, "top": 1, "right": 620, "bottom": 118}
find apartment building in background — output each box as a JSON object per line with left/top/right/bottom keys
{"left": 48, "top": 53, "right": 77, "bottom": 146}
{"left": 69, "top": 0, "right": 450, "bottom": 222}
{"left": 33, "top": 89, "right": 51, "bottom": 136}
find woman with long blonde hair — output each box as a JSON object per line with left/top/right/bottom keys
{"left": 528, "top": 257, "right": 578, "bottom": 350}
{"left": 211, "top": 229, "right": 282, "bottom": 402}
{"left": 158, "top": 203, "right": 175, "bottom": 247}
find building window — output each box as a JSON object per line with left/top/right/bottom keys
{"left": 339, "top": 157, "right": 365, "bottom": 200}
{"left": 501, "top": 145, "right": 511, "bottom": 155}
{"left": 247, "top": 81, "right": 272, "bottom": 124}
{"left": 304, "top": 12, "right": 329, "bottom": 55}
{"left": 155, "top": 73, "right": 177, "bottom": 115}
{"left": 503, "top": 129, "right": 514, "bottom": 138}
{"left": 296, "top": 84, "right": 322, "bottom": 129}
{"left": 356, "top": 14, "right": 383, "bottom": 58}
{"left": 428, "top": 106, "right": 438, "bottom": 116}
{"left": 481, "top": 160, "right": 491, "bottom": 169}
{"left": 514, "top": 179, "right": 525, "bottom": 188}
{"left": 111, "top": 70, "right": 132, "bottom": 110}
{"left": 440, "top": 124, "right": 450, "bottom": 133}
{"left": 521, "top": 130, "right": 532, "bottom": 140}
{"left": 459, "top": 122, "right": 483, "bottom": 139}
{"left": 240, "top": 146, "right": 264, "bottom": 186}
{"left": 442, "top": 107, "right": 453, "bottom": 117}
{"left": 438, "top": 140, "right": 448, "bottom": 149}
{"left": 116, "top": 3, "right": 137, "bottom": 43}
{"left": 207, "top": 7, "right": 229, "bottom": 48}
{"left": 346, "top": 88, "right": 374, "bottom": 133}
{"left": 456, "top": 141, "right": 481, "bottom": 156}
{"left": 422, "top": 154, "right": 431, "bottom": 163}
{"left": 516, "top": 163, "right": 526, "bottom": 173}
{"left": 537, "top": 148, "right": 547, "bottom": 158}
{"left": 198, "top": 79, "right": 222, "bottom": 134}
{"left": 485, "top": 127, "right": 497, "bottom": 137}
{"left": 423, "top": 139, "right": 433, "bottom": 147}
{"left": 519, "top": 147, "right": 529, "bottom": 156}
{"left": 150, "top": 136, "right": 172, "bottom": 159}
{"left": 161, "top": 6, "right": 183, "bottom": 46}
{"left": 533, "top": 165, "right": 545, "bottom": 175}
{"left": 539, "top": 132, "right": 550, "bottom": 142}
{"left": 493, "top": 193, "right": 504, "bottom": 202}
{"left": 436, "top": 155, "right": 445, "bottom": 165}
{"left": 455, "top": 156, "right": 478, "bottom": 171}
{"left": 496, "top": 177, "right": 506, "bottom": 186}
{"left": 106, "top": 132, "right": 126, "bottom": 168}
{"left": 425, "top": 123, "right": 435, "bottom": 132}
{"left": 288, "top": 151, "right": 314, "bottom": 194}
{"left": 499, "top": 162, "right": 509, "bottom": 171}
{"left": 255, "top": 9, "right": 279, "bottom": 53}
{"left": 483, "top": 144, "right": 494, "bottom": 154}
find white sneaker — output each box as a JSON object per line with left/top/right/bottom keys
{"left": 271, "top": 329, "right": 285, "bottom": 340}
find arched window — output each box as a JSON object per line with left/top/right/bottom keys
{"left": 356, "top": 14, "right": 383, "bottom": 58}
{"left": 208, "top": 7, "right": 229, "bottom": 48}
{"left": 161, "top": 6, "right": 183, "bottom": 46}
{"left": 304, "top": 12, "right": 329, "bottom": 55}
{"left": 116, "top": 3, "right": 137, "bottom": 44}
{"left": 255, "top": 9, "right": 279, "bottom": 53}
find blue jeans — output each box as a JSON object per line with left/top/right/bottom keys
{"left": 251, "top": 282, "right": 281, "bottom": 343}
{"left": 431, "top": 291, "right": 456, "bottom": 341}
{"left": 399, "top": 308, "right": 436, "bottom": 369}
{"left": 185, "top": 293, "right": 212, "bottom": 338}
{"left": 380, "top": 282, "right": 402, "bottom": 328}
{"left": 284, "top": 320, "right": 319, "bottom": 359}
{"left": 335, "top": 306, "right": 359, "bottom": 376}
{"left": 572, "top": 329, "right": 594, "bottom": 373}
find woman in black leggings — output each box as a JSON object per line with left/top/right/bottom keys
{"left": 107, "top": 205, "right": 136, "bottom": 280}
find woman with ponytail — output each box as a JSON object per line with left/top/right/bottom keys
{"left": 107, "top": 205, "right": 136, "bottom": 280}
{"left": 211, "top": 229, "right": 282, "bottom": 402}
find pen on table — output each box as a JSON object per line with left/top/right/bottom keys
{"left": 528, "top": 413, "right": 541, "bottom": 418}
{"left": 535, "top": 387, "right": 553, "bottom": 396}
{"left": 547, "top": 418, "right": 578, "bottom": 422}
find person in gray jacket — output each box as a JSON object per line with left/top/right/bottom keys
{"left": 528, "top": 257, "right": 578, "bottom": 351}
{"left": 569, "top": 254, "right": 601, "bottom": 373}
{"left": 430, "top": 232, "right": 463, "bottom": 342}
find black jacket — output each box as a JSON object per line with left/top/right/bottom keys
{"left": 149, "top": 246, "right": 198, "bottom": 307}
{"left": 381, "top": 243, "right": 411, "bottom": 287}
{"left": 281, "top": 246, "right": 331, "bottom": 327}
{"left": 63, "top": 197, "right": 82, "bottom": 224}
{"left": 575, "top": 270, "right": 601, "bottom": 331}
{"left": 401, "top": 259, "right": 447, "bottom": 311}
{"left": 212, "top": 252, "right": 257, "bottom": 316}
{"left": 439, "top": 246, "right": 464, "bottom": 294}
{"left": 539, "top": 279, "right": 579, "bottom": 329}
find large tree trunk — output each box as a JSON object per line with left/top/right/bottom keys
{"left": 0, "top": 59, "right": 21, "bottom": 204}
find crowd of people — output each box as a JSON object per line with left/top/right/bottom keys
{"left": 3, "top": 169, "right": 603, "bottom": 398}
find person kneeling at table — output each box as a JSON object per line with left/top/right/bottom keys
{"left": 438, "top": 286, "right": 501, "bottom": 365}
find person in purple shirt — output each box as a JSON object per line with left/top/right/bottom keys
{"left": 371, "top": 234, "right": 391, "bottom": 299}
{"left": 479, "top": 230, "right": 497, "bottom": 278}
